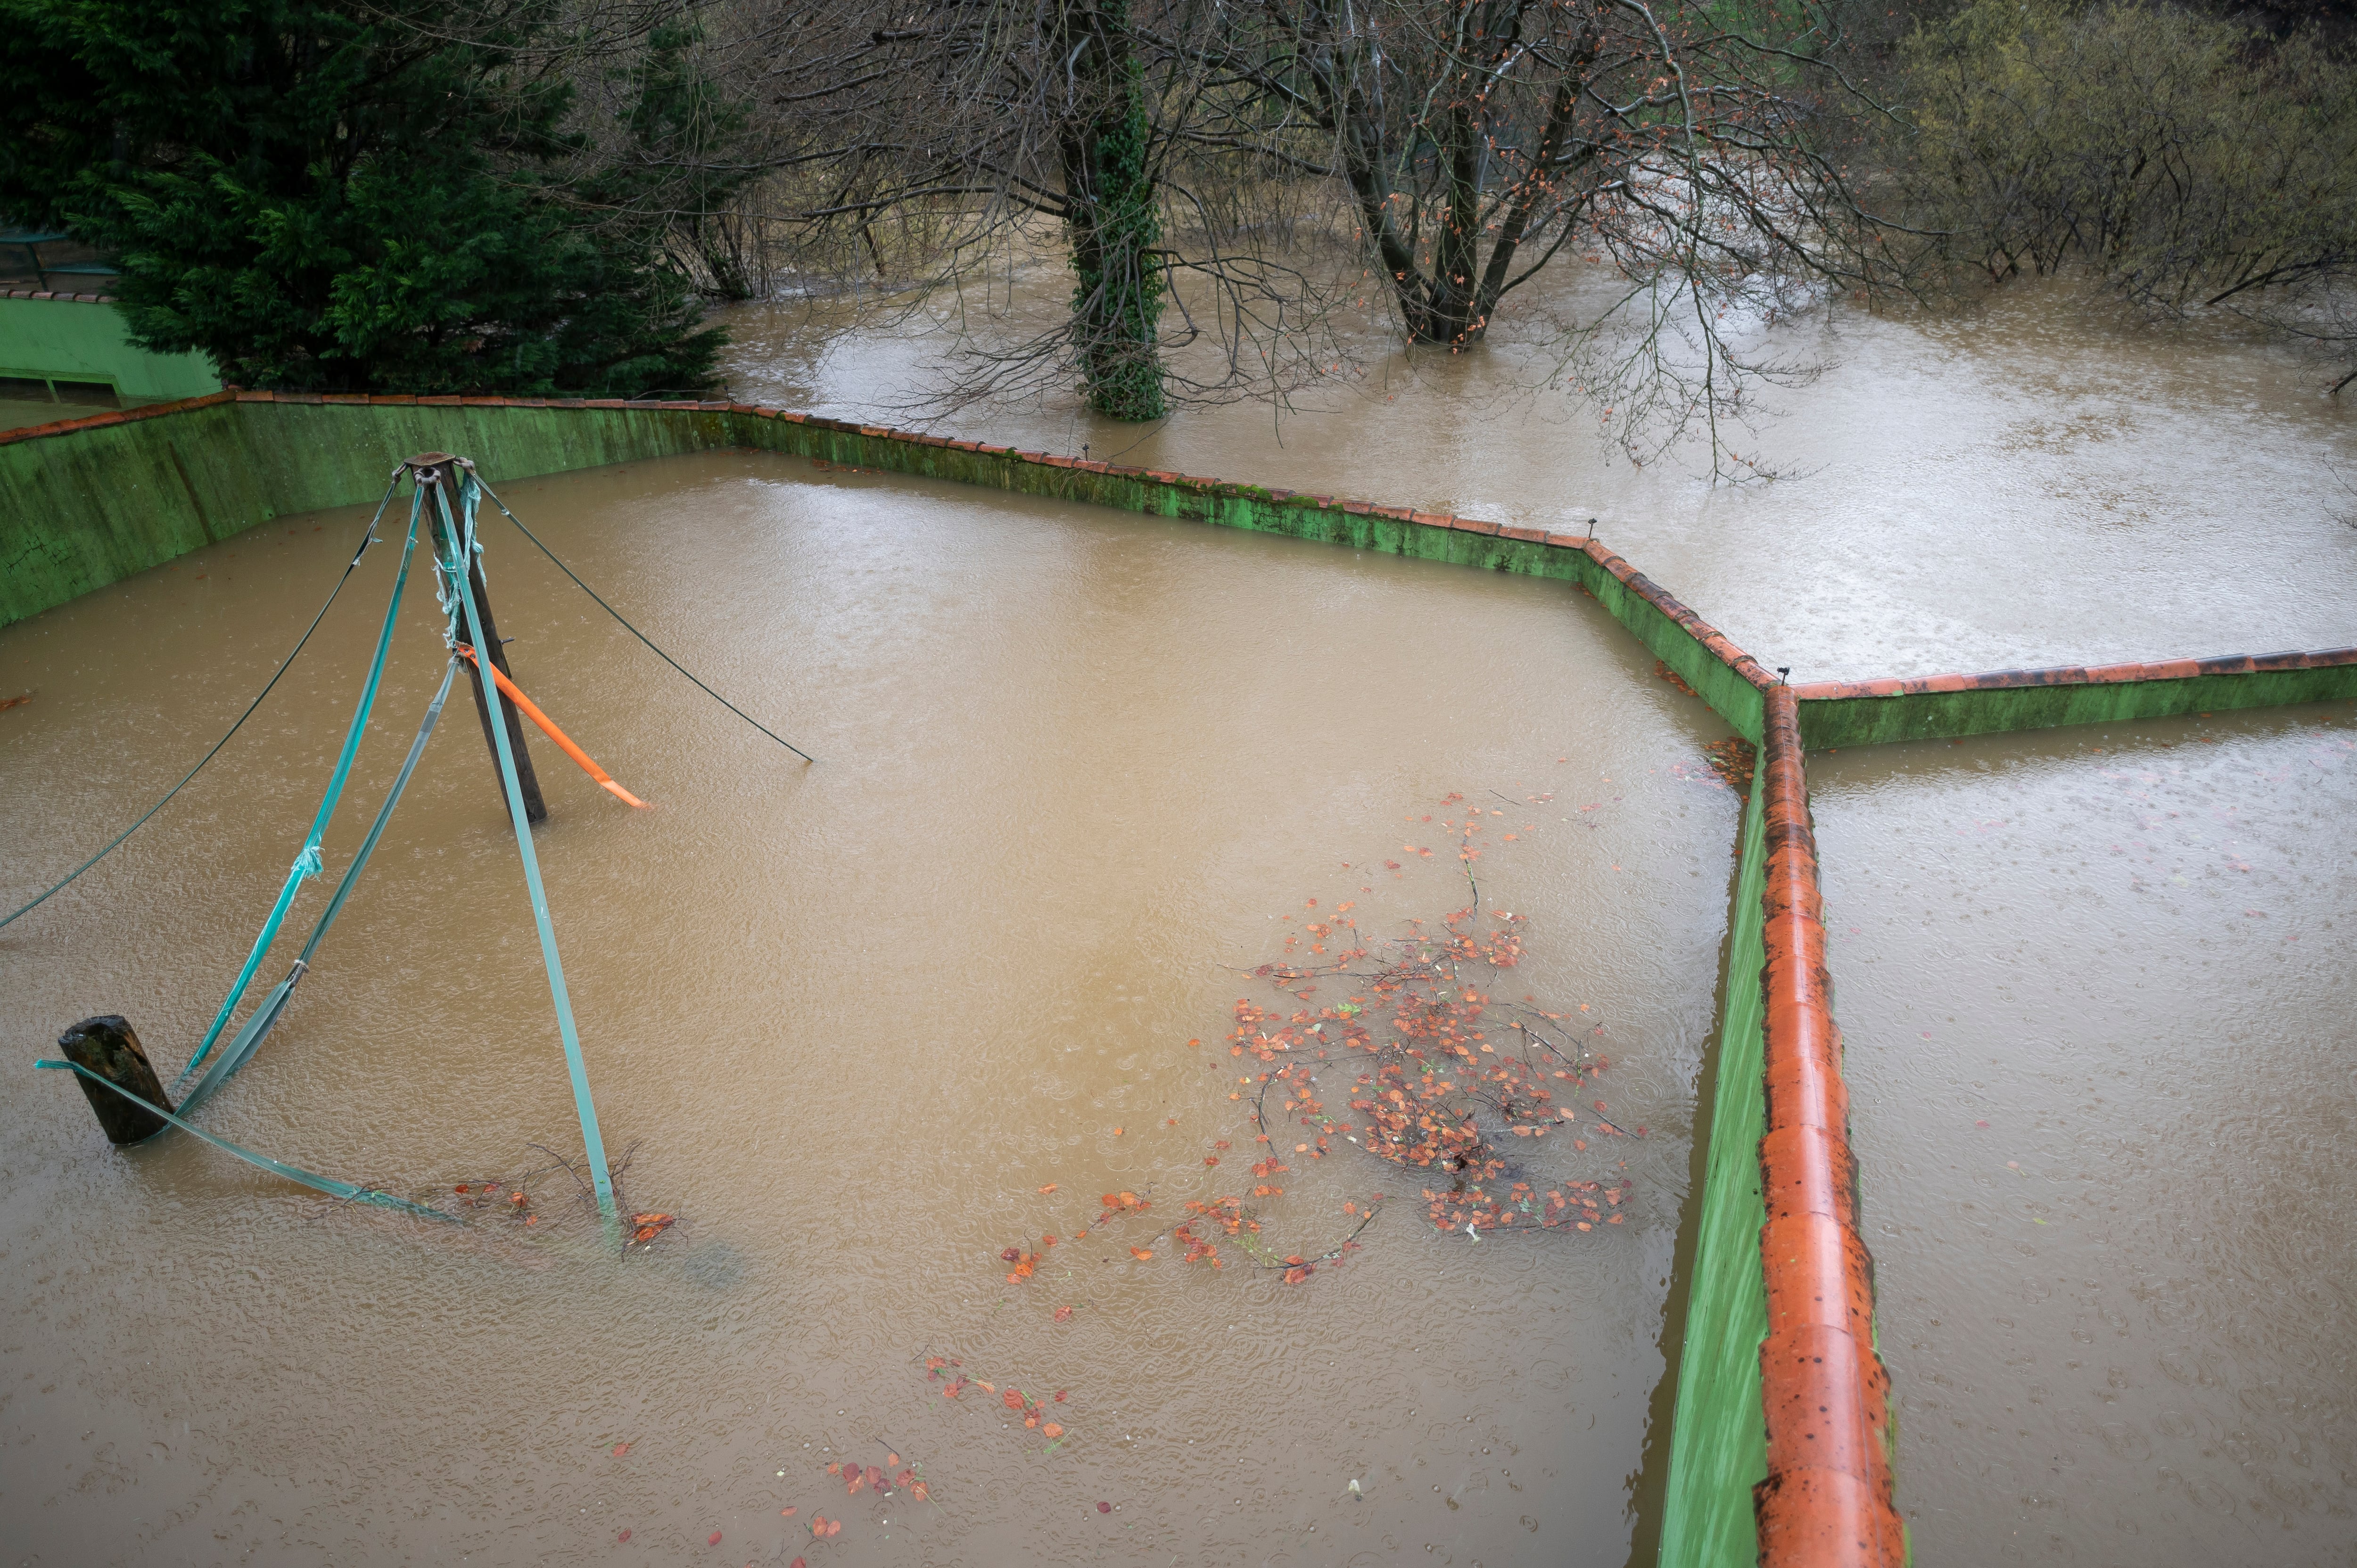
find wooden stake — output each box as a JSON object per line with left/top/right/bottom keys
{"left": 57, "top": 1016, "right": 173, "bottom": 1143}
{"left": 408, "top": 454, "right": 547, "bottom": 825}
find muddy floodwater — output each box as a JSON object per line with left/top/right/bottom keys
{"left": 717, "top": 275, "right": 2357, "bottom": 679}
{"left": 709, "top": 270, "right": 2357, "bottom": 1564}
{"left": 1812, "top": 713, "right": 2357, "bottom": 1566}
{"left": 0, "top": 452, "right": 1745, "bottom": 1564}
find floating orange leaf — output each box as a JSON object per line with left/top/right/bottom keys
{"left": 1129, "top": 1247, "right": 1154, "bottom": 1261}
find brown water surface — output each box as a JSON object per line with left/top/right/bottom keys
{"left": 0, "top": 452, "right": 1744, "bottom": 1563}
{"left": 1811, "top": 712, "right": 2357, "bottom": 1565}
{"left": 715, "top": 285, "right": 2357, "bottom": 1563}
{"left": 715, "top": 274, "right": 2357, "bottom": 680}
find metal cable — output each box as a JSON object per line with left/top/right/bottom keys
{"left": 0, "top": 469, "right": 405, "bottom": 932}
{"left": 468, "top": 472, "right": 816, "bottom": 764}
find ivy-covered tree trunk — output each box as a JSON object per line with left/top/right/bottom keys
{"left": 1056, "top": 5, "right": 1166, "bottom": 420}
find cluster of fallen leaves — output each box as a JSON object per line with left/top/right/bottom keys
{"left": 437, "top": 1147, "right": 677, "bottom": 1248}
{"left": 1200, "top": 793, "right": 1640, "bottom": 1242}
{"left": 1669, "top": 739, "right": 1756, "bottom": 795}
{"left": 1704, "top": 738, "right": 1756, "bottom": 790}
{"left": 924, "top": 1358, "right": 1071, "bottom": 1447}
{"left": 825, "top": 1445, "right": 929, "bottom": 1505}
{"left": 1654, "top": 660, "right": 1701, "bottom": 699}
{"left": 994, "top": 1187, "right": 1158, "bottom": 1310}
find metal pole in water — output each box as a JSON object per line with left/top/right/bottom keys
{"left": 408, "top": 455, "right": 547, "bottom": 826}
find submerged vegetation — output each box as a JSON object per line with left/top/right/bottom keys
{"left": 1895, "top": 0, "right": 2357, "bottom": 391}
{"left": 1203, "top": 806, "right": 1639, "bottom": 1253}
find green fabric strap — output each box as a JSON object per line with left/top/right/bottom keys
{"left": 182, "top": 486, "right": 424, "bottom": 1086}
{"left": 434, "top": 474, "right": 619, "bottom": 1230}
{"left": 178, "top": 657, "right": 458, "bottom": 1119}
{"left": 36, "top": 1059, "right": 458, "bottom": 1224}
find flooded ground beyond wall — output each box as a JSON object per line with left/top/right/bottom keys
{"left": 714, "top": 273, "right": 2357, "bottom": 681}
{"left": 1811, "top": 712, "right": 2357, "bottom": 1567}
{"left": 0, "top": 452, "right": 1745, "bottom": 1565}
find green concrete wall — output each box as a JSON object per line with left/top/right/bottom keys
{"left": 1799, "top": 667, "right": 2357, "bottom": 747}
{"left": 0, "top": 295, "right": 221, "bottom": 400}
{"left": 0, "top": 398, "right": 1778, "bottom": 749}
{"left": 1658, "top": 763, "right": 1773, "bottom": 1568}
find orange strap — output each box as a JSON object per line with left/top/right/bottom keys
{"left": 456, "top": 646, "right": 648, "bottom": 809}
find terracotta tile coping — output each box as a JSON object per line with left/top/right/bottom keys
{"left": 1754, "top": 685, "right": 1906, "bottom": 1566}
{"left": 1789, "top": 648, "right": 2357, "bottom": 702}
{"left": 0, "top": 287, "right": 119, "bottom": 304}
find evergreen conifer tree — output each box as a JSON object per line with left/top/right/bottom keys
{"left": 0, "top": 0, "right": 731, "bottom": 394}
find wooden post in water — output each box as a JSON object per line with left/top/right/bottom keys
{"left": 408, "top": 453, "right": 547, "bottom": 825}
{"left": 57, "top": 1016, "right": 173, "bottom": 1143}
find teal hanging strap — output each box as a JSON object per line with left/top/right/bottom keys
{"left": 178, "top": 657, "right": 459, "bottom": 1118}
{"left": 35, "top": 1060, "right": 459, "bottom": 1223}
{"left": 434, "top": 475, "right": 619, "bottom": 1231}
{"left": 181, "top": 486, "right": 425, "bottom": 1087}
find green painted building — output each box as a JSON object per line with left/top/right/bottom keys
{"left": 0, "top": 289, "right": 221, "bottom": 403}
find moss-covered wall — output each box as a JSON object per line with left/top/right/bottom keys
{"left": 1658, "top": 764, "right": 1773, "bottom": 1567}
{"left": 0, "top": 396, "right": 1777, "bottom": 755}
{"left": 1797, "top": 659, "right": 2357, "bottom": 747}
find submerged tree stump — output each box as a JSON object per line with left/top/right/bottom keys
{"left": 57, "top": 1016, "right": 173, "bottom": 1143}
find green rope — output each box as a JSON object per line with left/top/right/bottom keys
{"left": 433, "top": 473, "right": 619, "bottom": 1232}
{"left": 0, "top": 470, "right": 403, "bottom": 933}
{"left": 36, "top": 1059, "right": 459, "bottom": 1223}
{"left": 181, "top": 485, "right": 424, "bottom": 1085}
{"left": 469, "top": 473, "right": 816, "bottom": 763}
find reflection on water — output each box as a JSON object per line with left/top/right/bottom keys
{"left": 0, "top": 452, "right": 1743, "bottom": 1563}
{"left": 1813, "top": 711, "right": 2357, "bottom": 1566}
{"left": 714, "top": 274, "right": 2357, "bottom": 681}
